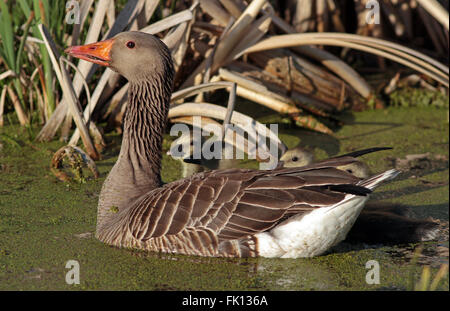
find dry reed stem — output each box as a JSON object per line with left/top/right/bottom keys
{"left": 0, "top": 87, "right": 6, "bottom": 126}
{"left": 316, "top": 0, "right": 328, "bottom": 33}
{"left": 70, "top": 0, "right": 94, "bottom": 46}
{"left": 416, "top": 0, "right": 449, "bottom": 30}
{"left": 291, "top": 0, "right": 314, "bottom": 33}
{"left": 36, "top": 0, "right": 111, "bottom": 142}
{"left": 181, "top": 0, "right": 268, "bottom": 88}
{"left": 103, "top": 0, "right": 146, "bottom": 40}
{"left": 6, "top": 85, "right": 29, "bottom": 125}
{"left": 326, "top": 0, "right": 345, "bottom": 32}
{"left": 141, "top": 10, "right": 193, "bottom": 34}
{"left": 219, "top": 0, "right": 245, "bottom": 18}
{"left": 136, "top": 0, "right": 159, "bottom": 29}
{"left": 228, "top": 13, "right": 272, "bottom": 61}
{"left": 200, "top": 16, "right": 234, "bottom": 97}
{"left": 58, "top": 57, "right": 99, "bottom": 160}
{"left": 168, "top": 115, "right": 271, "bottom": 162}
{"left": 199, "top": 0, "right": 231, "bottom": 27}
{"left": 105, "top": 0, "right": 116, "bottom": 29}
{"left": 0, "top": 70, "right": 16, "bottom": 81}
{"left": 417, "top": 6, "right": 446, "bottom": 55}
{"left": 171, "top": 81, "right": 237, "bottom": 103}
{"left": 168, "top": 102, "right": 286, "bottom": 154}
{"left": 249, "top": 50, "right": 351, "bottom": 104}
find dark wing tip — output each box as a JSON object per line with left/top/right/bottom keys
{"left": 337, "top": 147, "right": 393, "bottom": 159}
{"left": 328, "top": 184, "right": 372, "bottom": 196}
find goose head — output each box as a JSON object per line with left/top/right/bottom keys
{"left": 65, "top": 31, "right": 173, "bottom": 84}
{"left": 280, "top": 147, "right": 314, "bottom": 167}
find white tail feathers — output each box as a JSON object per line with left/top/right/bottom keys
{"left": 358, "top": 169, "right": 400, "bottom": 190}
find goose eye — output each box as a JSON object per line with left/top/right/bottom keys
{"left": 126, "top": 41, "right": 135, "bottom": 49}
{"left": 292, "top": 156, "right": 299, "bottom": 162}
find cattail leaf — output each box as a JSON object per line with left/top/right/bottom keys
{"left": 0, "top": 1, "right": 16, "bottom": 71}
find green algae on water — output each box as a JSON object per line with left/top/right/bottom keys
{"left": 0, "top": 105, "right": 448, "bottom": 290}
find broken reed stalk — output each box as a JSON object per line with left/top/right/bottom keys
{"left": 102, "top": 0, "right": 146, "bottom": 40}
{"left": 6, "top": 85, "right": 29, "bottom": 125}
{"left": 38, "top": 23, "right": 101, "bottom": 150}
{"left": 68, "top": 68, "right": 114, "bottom": 146}
{"left": 290, "top": 0, "right": 315, "bottom": 32}
{"left": 0, "top": 70, "right": 16, "bottom": 81}
{"left": 105, "top": 0, "right": 116, "bottom": 29}
{"left": 0, "top": 87, "right": 6, "bottom": 126}
{"left": 61, "top": 57, "right": 105, "bottom": 151}
{"left": 326, "top": 0, "right": 345, "bottom": 32}
{"left": 58, "top": 57, "right": 99, "bottom": 160}
{"left": 172, "top": 22, "right": 191, "bottom": 71}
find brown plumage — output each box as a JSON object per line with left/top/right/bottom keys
{"left": 66, "top": 32, "right": 400, "bottom": 258}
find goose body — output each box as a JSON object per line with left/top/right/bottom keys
{"left": 66, "top": 32, "right": 400, "bottom": 258}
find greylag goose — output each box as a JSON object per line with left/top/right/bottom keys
{"left": 278, "top": 146, "right": 440, "bottom": 243}
{"left": 66, "top": 32, "right": 400, "bottom": 258}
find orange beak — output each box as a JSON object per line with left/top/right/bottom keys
{"left": 65, "top": 38, "right": 114, "bottom": 67}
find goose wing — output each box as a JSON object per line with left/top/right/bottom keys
{"left": 126, "top": 164, "right": 368, "bottom": 245}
